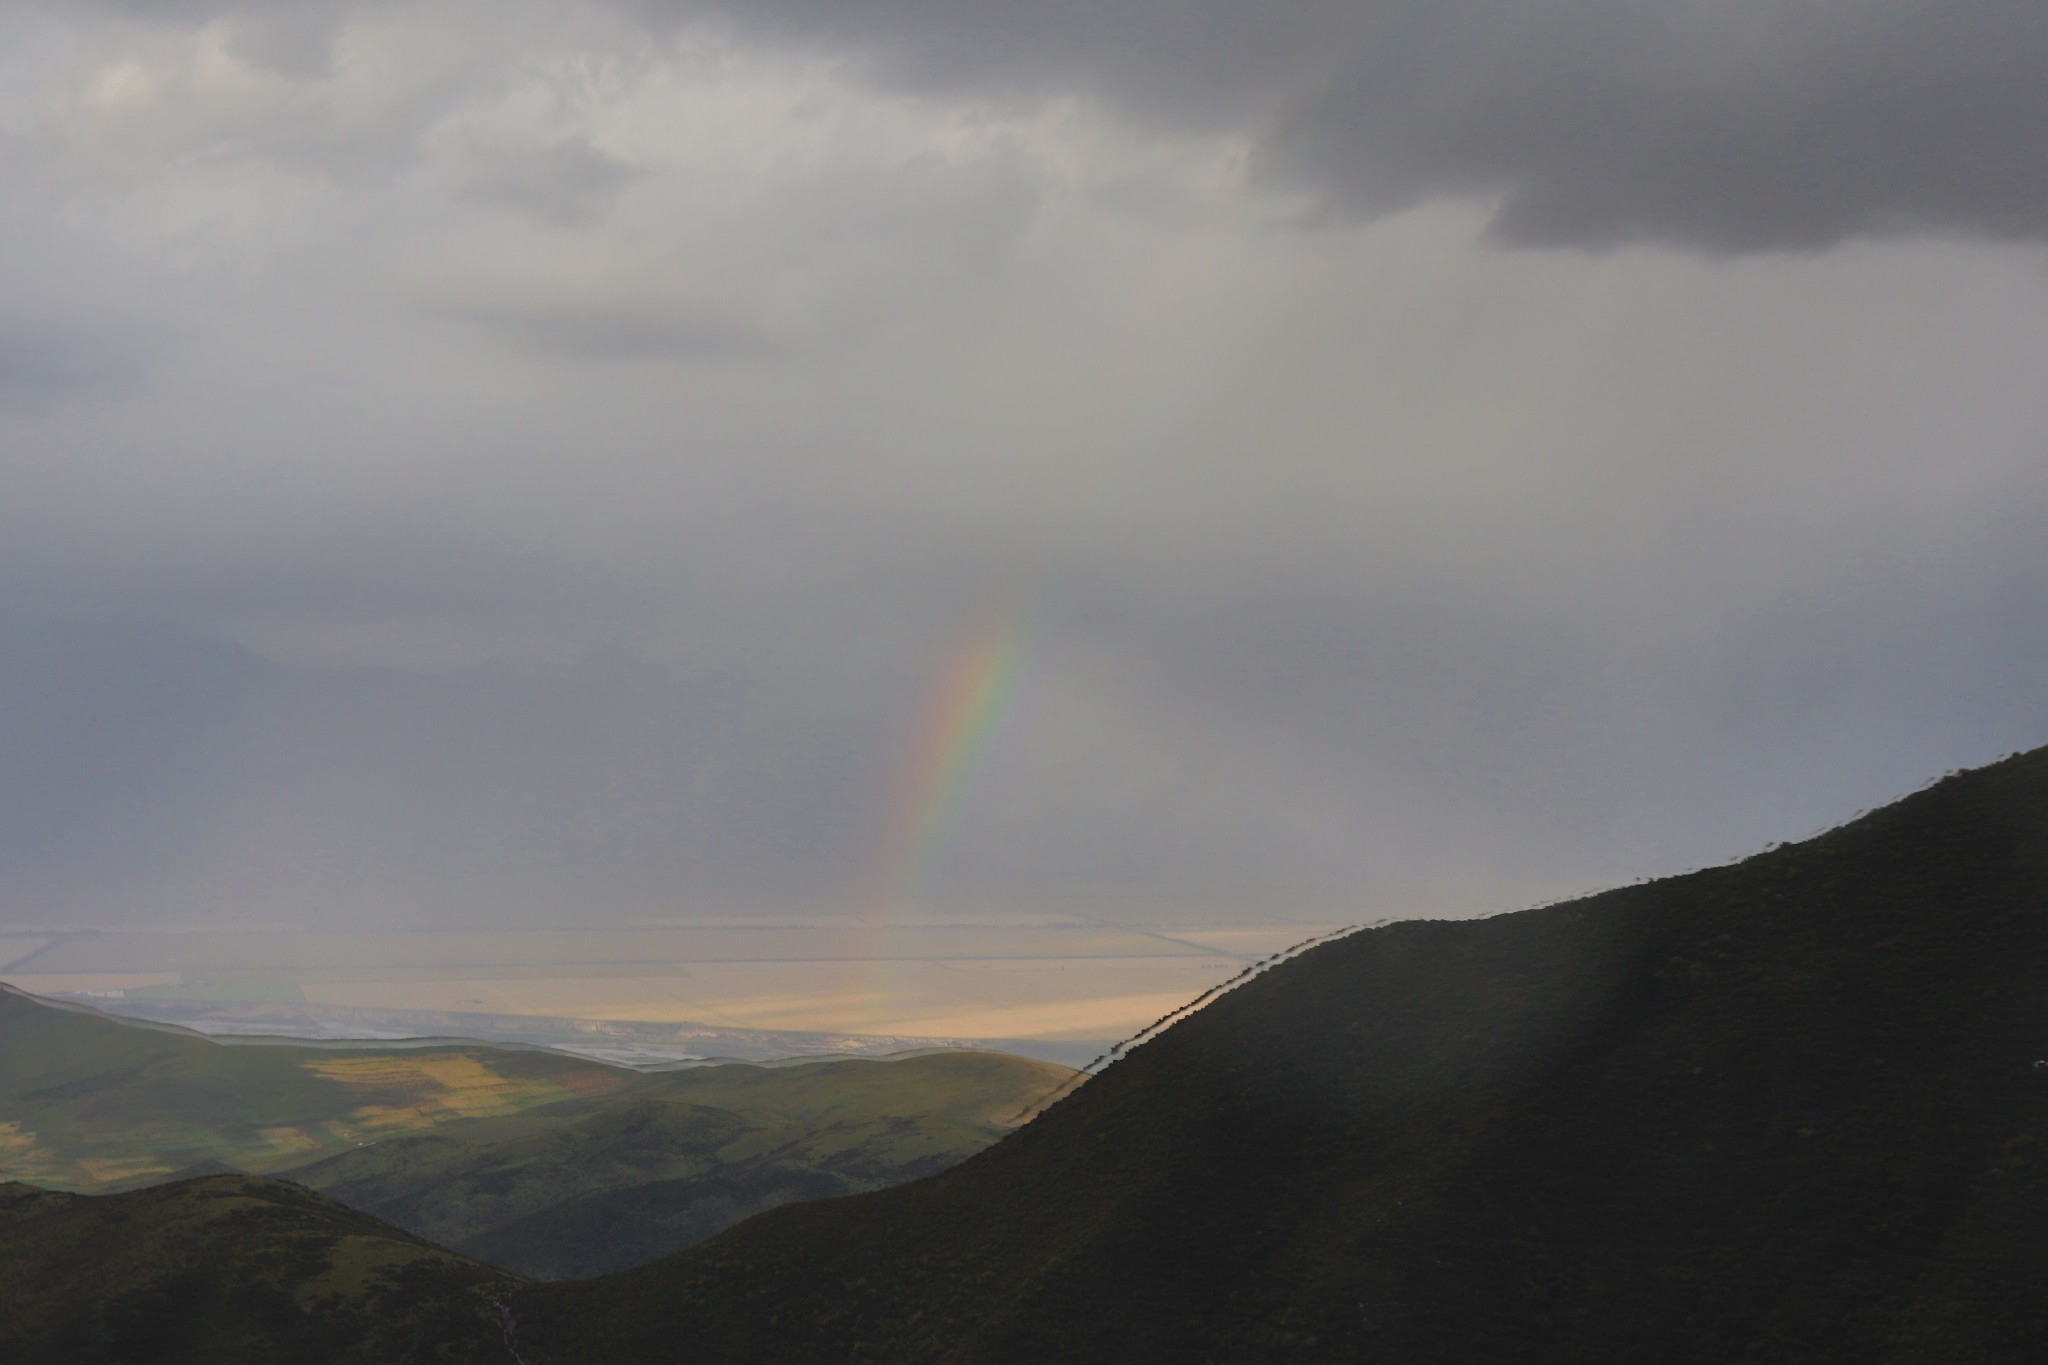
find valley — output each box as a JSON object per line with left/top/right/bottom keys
{"left": 0, "top": 983, "right": 1068, "bottom": 1281}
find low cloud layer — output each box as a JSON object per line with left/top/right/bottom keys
{"left": 0, "top": 1, "right": 2043, "bottom": 928}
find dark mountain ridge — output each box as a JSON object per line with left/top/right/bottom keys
{"left": 512, "top": 747, "right": 2048, "bottom": 1362}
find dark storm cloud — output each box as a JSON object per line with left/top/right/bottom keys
{"left": 1272, "top": 2, "right": 2048, "bottom": 252}
{"left": 83, "top": 0, "right": 2048, "bottom": 251}
{"left": 629, "top": 0, "right": 2048, "bottom": 252}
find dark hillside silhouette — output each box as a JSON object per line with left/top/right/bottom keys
{"left": 0, "top": 1175, "right": 513, "bottom": 1363}
{"left": 516, "top": 747, "right": 2048, "bottom": 1363}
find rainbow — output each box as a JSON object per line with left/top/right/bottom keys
{"left": 847, "top": 603, "right": 1029, "bottom": 1032}
{"left": 869, "top": 604, "right": 1030, "bottom": 918}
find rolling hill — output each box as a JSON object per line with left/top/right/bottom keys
{"left": 0, "top": 1174, "right": 513, "bottom": 1363}
{"left": 0, "top": 985, "right": 1069, "bottom": 1276}
{"left": 284, "top": 1050, "right": 1069, "bottom": 1278}
{"left": 0, "top": 986, "right": 633, "bottom": 1188}
{"left": 507, "top": 747, "right": 2048, "bottom": 1363}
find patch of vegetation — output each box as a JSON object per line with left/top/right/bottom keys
{"left": 0, "top": 1174, "right": 514, "bottom": 1364}
{"left": 0, "top": 992, "right": 632, "bottom": 1189}
{"left": 287, "top": 1051, "right": 1073, "bottom": 1278}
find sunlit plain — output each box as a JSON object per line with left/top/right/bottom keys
{"left": 1, "top": 919, "right": 1348, "bottom": 1048}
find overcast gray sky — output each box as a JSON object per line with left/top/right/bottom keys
{"left": 2, "top": 0, "right": 2045, "bottom": 928}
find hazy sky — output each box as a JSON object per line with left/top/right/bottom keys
{"left": 3, "top": 0, "right": 2045, "bottom": 928}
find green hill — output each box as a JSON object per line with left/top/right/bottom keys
{"left": 509, "top": 748, "right": 2048, "bottom": 1363}
{"left": 0, "top": 1174, "right": 513, "bottom": 1363}
{"left": 285, "top": 1050, "right": 1071, "bottom": 1278}
{"left": 0, "top": 986, "right": 1070, "bottom": 1275}
{"left": 0, "top": 987, "right": 633, "bottom": 1188}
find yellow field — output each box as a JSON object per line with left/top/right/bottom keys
{"left": 255, "top": 1126, "right": 327, "bottom": 1156}
{"left": 302, "top": 1053, "right": 623, "bottom": 1134}
{"left": 299, "top": 956, "right": 1240, "bottom": 1040}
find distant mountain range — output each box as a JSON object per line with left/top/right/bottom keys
{"left": 6, "top": 746, "right": 2048, "bottom": 1362}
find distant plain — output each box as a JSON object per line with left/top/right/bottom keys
{"left": 0, "top": 918, "right": 1348, "bottom": 1059}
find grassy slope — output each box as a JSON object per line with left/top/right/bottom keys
{"left": 516, "top": 748, "right": 2048, "bottom": 1364}
{"left": 285, "top": 1051, "right": 1072, "bottom": 1278}
{"left": 0, "top": 990, "right": 630, "bottom": 1188}
{"left": 0, "top": 1175, "right": 514, "bottom": 1364}
{"left": 1, "top": 986, "right": 1068, "bottom": 1277}
{"left": 1, "top": 985, "right": 1070, "bottom": 1275}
